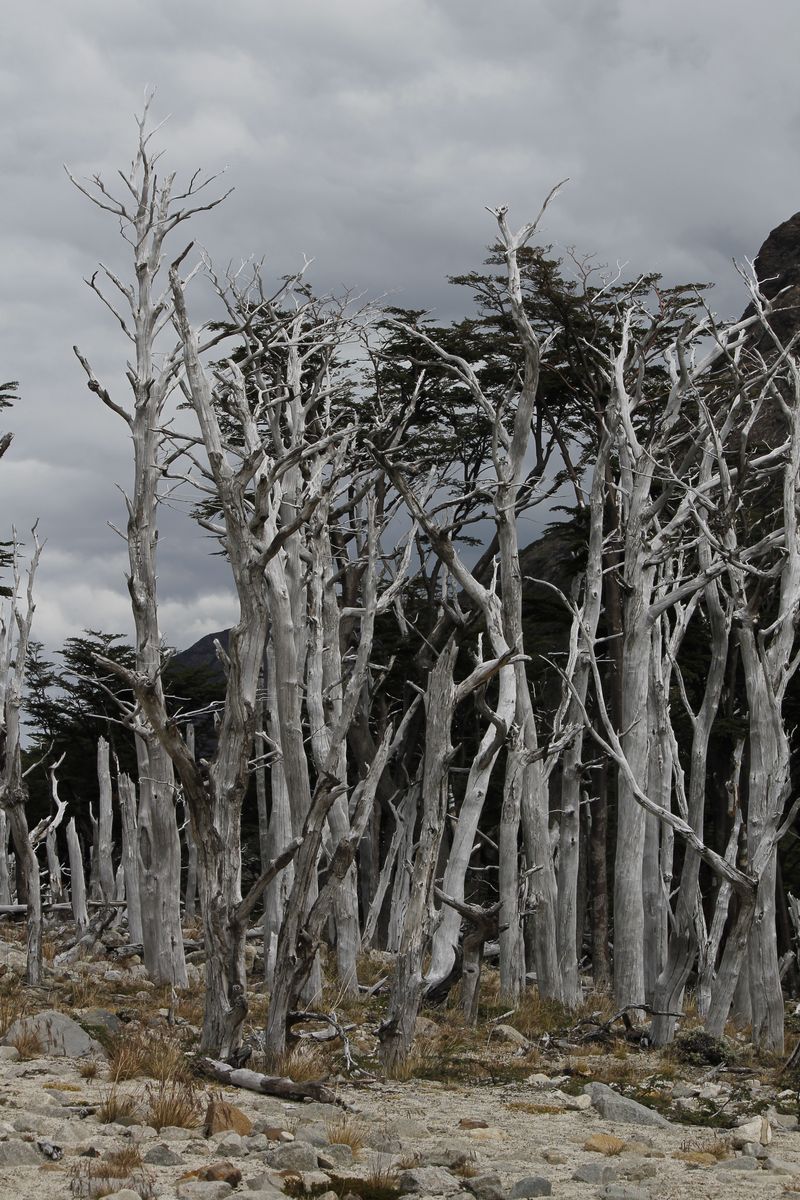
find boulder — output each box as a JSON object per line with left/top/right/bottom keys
{"left": 491, "top": 1024, "right": 530, "bottom": 1048}
{"left": 3, "top": 1010, "right": 104, "bottom": 1058}
{"left": 0, "top": 1140, "right": 43, "bottom": 1165}
{"left": 205, "top": 1098, "right": 253, "bottom": 1137}
{"left": 584, "top": 1082, "right": 672, "bottom": 1128}
{"left": 465, "top": 1172, "right": 504, "bottom": 1200}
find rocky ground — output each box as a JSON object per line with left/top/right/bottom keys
{"left": 1, "top": 937, "right": 800, "bottom": 1200}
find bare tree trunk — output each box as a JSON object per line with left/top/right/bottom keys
{"left": 118, "top": 773, "right": 143, "bottom": 944}
{"left": 183, "top": 725, "right": 198, "bottom": 923}
{"left": 379, "top": 640, "right": 458, "bottom": 1073}
{"left": 96, "top": 737, "right": 115, "bottom": 903}
{"left": 66, "top": 817, "right": 88, "bottom": 932}
{"left": 0, "top": 813, "right": 9, "bottom": 906}
{"left": 499, "top": 731, "right": 525, "bottom": 1002}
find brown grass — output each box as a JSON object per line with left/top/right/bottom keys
{"left": 69, "top": 1144, "right": 152, "bottom": 1199}
{"left": 326, "top": 1115, "right": 367, "bottom": 1157}
{"left": 270, "top": 1043, "right": 331, "bottom": 1082}
{"left": 9, "top": 1023, "right": 42, "bottom": 1061}
{"left": 107, "top": 1028, "right": 191, "bottom": 1083}
{"left": 0, "top": 986, "right": 25, "bottom": 1038}
{"left": 143, "top": 1078, "right": 202, "bottom": 1131}
{"left": 96, "top": 1087, "right": 139, "bottom": 1125}
{"left": 78, "top": 1058, "right": 100, "bottom": 1080}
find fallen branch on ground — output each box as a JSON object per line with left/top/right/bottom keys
{"left": 196, "top": 1056, "right": 342, "bottom": 1104}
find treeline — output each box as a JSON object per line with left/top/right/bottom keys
{"left": 2, "top": 105, "right": 800, "bottom": 1068}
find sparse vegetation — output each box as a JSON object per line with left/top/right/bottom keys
{"left": 143, "top": 1078, "right": 203, "bottom": 1131}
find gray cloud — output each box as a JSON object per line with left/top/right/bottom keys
{"left": 2, "top": 0, "right": 799, "bottom": 651}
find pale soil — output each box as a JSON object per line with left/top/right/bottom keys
{"left": 0, "top": 1051, "right": 798, "bottom": 1200}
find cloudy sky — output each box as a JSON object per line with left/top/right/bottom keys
{"left": 2, "top": 0, "right": 799, "bottom": 654}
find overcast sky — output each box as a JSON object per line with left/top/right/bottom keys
{"left": 2, "top": 0, "right": 799, "bottom": 654}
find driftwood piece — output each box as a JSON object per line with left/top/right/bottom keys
{"left": 54, "top": 905, "right": 117, "bottom": 964}
{"left": 196, "top": 1056, "right": 341, "bottom": 1104}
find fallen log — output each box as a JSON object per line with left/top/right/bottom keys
{"left": 196, "top": 1056, "right": 341, "bottom": 1105}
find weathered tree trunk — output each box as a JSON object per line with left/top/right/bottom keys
{"left": 499, "top": 731, "right": 525, "bottom": 1003}
{"left": 96, "top": 737, "right": 115, "bottom": 903}
{"left": 183, "top": 725, "right": 198, "bottom": 923}
{"left": 118, "top": 773, "right": 143, "bottom": 944}
{"left": 0, "top": 813, "right": 9, "bottom": 906}
{"left": 379, "top": 640, "right": 458, "bottom": 1073}
{"left": 66, "top": 817, "right": 88, "bottom": 932}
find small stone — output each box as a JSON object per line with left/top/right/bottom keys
{"left": 144, "top": 1143, "right": 183, "bottom": 1165}
{"left": 246, "top": 1172, "right": 286, "bottom": 1193}
{"left": 717, "top": 1155, "right": 759, "bottom": 1170}
{"left": 415, "top": 1016, "right": 439, "bottom": 1038}
{"left": 459, "top": 1118, "right": 488, "bottom": 1129}
{"left": 541, "top": 1150, "right": 567, "bottom": 1165}
{"left": 465, "top": 1127, "right": 504, "bottom": 1143}
{"left": 182, "top": 1161, "right": 243, "bottom": 1186}
{"left": 619, "top": 1162, "right": 657, "bottom": 1181}
{"left": 584, "top": 1134, "right": 628, "bottom": 1155}
{"left": 205, "top": 1099, "right": 253, "bottom": 1137}
{"left": 509, "top": 1177, "right": 551, "bottom": 1198}
{"left": 105, "top": 1191, "right": 143, "bottom": 1200}
{"left": 161, "top": 1127, "right": 196, "bottom": 1140}
{"left": 255, "top": 1125, "right": 294, "bottom": 1141}
{"left": 573, "top": 1161, "right": 619, "bottom": 1183}
{"left": 397, "top": 1166, "right": 461, "bottom": 1194}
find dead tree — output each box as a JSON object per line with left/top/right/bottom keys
{"left": 435, "top": 888, "right": 503, "bottom": 1024}
{"left": 0, "top": 528, "right": 44, "bottom": 983}
{"left": 69, "top": 97, "right": 233, "bottom": 988}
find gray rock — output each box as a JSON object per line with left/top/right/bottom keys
{"left": 160, "top": 1126, "right": 195, "bottom": 1140}
{"left": 144, "top": 1142, "right": 184, "bottom": 1165}
{"left": 717, "top": 1155, "right": 759, "bottom": 1170}
{"left": 293, "top": 1122, "right": 328, "bottom": 1147}
{"left": 763, "top": 1157, "right": 798, "bottom": 1175}
{"left": 246, "top": 1173, "right": 285, "bottom": 1193}
{"left": 397, "top": 1166, "right": 462, "bottom": 1194}
{"left": 268, "top": 1141, "right": 320, "bottom": 1171}
{"left": 573, "top": 1161, "right": 619, "bottom": 1184}
{"left": 465, "top": 1172, "right": 504, "bottom": 1200}
{"left": 509, "top": 1177, "right": 551, "bottom": 1198}
{"left": 584, "top": 1082, "right": 672, "bottom": 1128}
{"left": 0, "top": 1140, "right": 43, "bottom": 1165}
{"left": 619, "top": 1161, "right": 657, "bottom": 1182}
{"left": 105, "top": 1191, "right": 143, "bottom": 1200}
{"left": 599, "top": 1188, "right": 649, "bottom": 1200}
{"left": 176, "top": 1184, "right": 233, "bottom": 1200}
{"left": 492, "top": 1024, "right": 530, "bottom": 1048}
{"left": 318, "top": 1143, "right": 353, "bottom": 1168}
{"left": 78, "top": 1007, "right": 124, "bottom": 1036}
{"left": 2, "top": 1009, "right": 104, "bottom": 1058}
{"left": 215, "top": 1131, "right": 248, "bottom": 1158}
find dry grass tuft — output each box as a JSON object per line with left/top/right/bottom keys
{"left": 0, "top": 986, "right": 25, "bottom": 1039}
{"left": 9, "top": 1022, "right": 42, "bottom": 1061}
{"left": 69, "top": 1144, "right": 153, "bottom": 1198}
{"left": 144, "top": 1078, "right": 203, "bottom": 1131}
{"left": 107, "top": 1028, "right": 190, "bottom": 1083}
{"left": 326, "top": 1114, "right": 367, "bottom": 1156}
{"left": 78, "top": 1058, "right": 100, "bottom": 1080}
{"left": 96, "top": 1086, "right": 139, "bottom": 1125}
{"left": 270, "top": 1042, "right": 331, "bottom": 1082}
